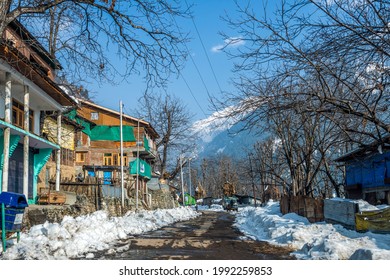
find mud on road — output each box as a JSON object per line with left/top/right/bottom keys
{"left": 93, "top": 211, "right": 296, "bottom": 260}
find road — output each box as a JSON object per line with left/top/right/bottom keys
{"left": 91, "top": 210, "right": 295, "bottom": 260}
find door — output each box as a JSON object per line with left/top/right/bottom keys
{"left": 103, "top": 171, "right": 112, "bottom": 185}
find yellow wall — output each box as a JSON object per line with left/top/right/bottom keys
{"left": 42, "top": 118, "right": 75, "bottom": 150}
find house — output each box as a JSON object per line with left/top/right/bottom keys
{"left": 235, "top": 194, "right": 262, "bottom": 205}
{"left": 67, "top": 99, "right": 159, "bottom": 203}
{"left": 335, "top": 135, "right": 390, "bottom": 205}
{"left": 0, "top": 20, "right": 77, "bottom": 203}
{"left": 38, "top": 112, "right": 83, "bottom": 191}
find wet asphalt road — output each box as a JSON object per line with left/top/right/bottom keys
{"left": 88, "top": 210, "right": 295, "bottom": 260}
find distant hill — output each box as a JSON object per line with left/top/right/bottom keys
{"left": 191, "top": 109, "right": 265, "bottom": 159}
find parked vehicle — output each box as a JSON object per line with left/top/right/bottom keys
{"left": 223, "top": 196, "right": 238, "bottom": 211}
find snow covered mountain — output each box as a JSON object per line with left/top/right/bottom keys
{"left": 191, "top": 109, "right": 264, "bottom": 159}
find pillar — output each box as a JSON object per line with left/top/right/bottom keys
{"left": 2, "top": 72, "right": 11, "bottom": 192}
{"left": 23, "top": 85, "right": 29, "bottom": 198}
{"left": 55, "top": 112, "right": 62, "bottom": 191}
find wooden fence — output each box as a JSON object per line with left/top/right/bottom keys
{"left": 280, "top": 195, "right": 324, "bottom": 223}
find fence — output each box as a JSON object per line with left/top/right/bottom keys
{"left": 280, "top": 195, "right": 324, "bottom": 223}
{"left": 49, "top": 181, "right": 102, "bottom": 210}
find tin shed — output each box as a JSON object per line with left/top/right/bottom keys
{"left": 335, "top": 136, "right": 390, "bottom": 204}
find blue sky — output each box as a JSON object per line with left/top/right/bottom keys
{"left": 86, "top": 1, "right": 243, "bottom": 122}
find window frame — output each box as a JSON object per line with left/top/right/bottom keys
{"left": 12, "top": 99, "right": 34, "bottom": 131}
{"left": 75, "top": 152, "right": 86, "bottom": 163}
{"left": 90, "top": 112, "right": 99, "bottom": 120}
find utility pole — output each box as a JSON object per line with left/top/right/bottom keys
{"left": 180, "top": 155, "right": 185, "bottom": 206}
{"left": 136, "top": 118, "right": 140, "bottom": 211}
{"left": 120, "top": 101, "right": 124, "bottom": 207}
{"left": 249, "top": 153, "right": 257, "bottom": 208}
{"left": 188, "top": 158, "right": 192, "bottom": 197}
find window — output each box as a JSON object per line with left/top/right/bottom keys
{"left": 122, "top": 153, "right": 128, "bottom": 166}
{"left": 75, "top": 152, "right": 86, "bottom": 163}
{"left": 12, "top": 99, "right": 34, "bottom": 131}
{"left": 113, "top": 154, "right": 119, "bottom": 166}
{"left": 103, "top": 153, "right": 112, "bottom": 166}
{"left": 118, "top": 153, "right": 128, "bottom": 166}
{"left": 61, "top": 148, "right": 74, "bottom": 166}
{"left": 90, "top": 112, "right": 99, "bottom": 120}
{"left": 49, "top": 148, "right": 74, "bottom": 166}
{"left": 103, "top": 153, "right": 127, "bottom": 166}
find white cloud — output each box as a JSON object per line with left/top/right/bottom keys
{"left": 211, "top": 44, "right": 224, "bottom": 52}
{"left": 211, "top": 37, "right": 245, "bottom": 53}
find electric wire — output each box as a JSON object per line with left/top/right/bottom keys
{"left": 179, "top": 72, "right": 207, "bottom": 117}
{"left": 185, "top": 0, "right": 224, "bottom": 95}
{"left": 171, "top": 12, "right": 208, "bottom": 118}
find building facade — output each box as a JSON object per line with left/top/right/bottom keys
{"left": 69, "top": 99, "right": 159, "bottom": 204}
{"left": 0, "top": 21, "right": 76, "bottom": 203}
{"left": 335, "top": 135, "right": 390, "bottom": 205}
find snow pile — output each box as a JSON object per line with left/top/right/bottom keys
{"left": 1, "top": 207, "right": 200, "bottom": 260}
{"left": 235, "top": 201, "right": 390, "bottom": 260}
{"left": 195, "top": 204, "right": 224, "bottom": 211}
{"left": 329, "top": 197, "right": 385, "bottom": 211}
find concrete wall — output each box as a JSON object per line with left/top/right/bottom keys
{"left": 324, "top": 198, "right": 359, "bottom": 228}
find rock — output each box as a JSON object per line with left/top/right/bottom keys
{"left": 349, "top": 249, "right": 373, "bottom": 260}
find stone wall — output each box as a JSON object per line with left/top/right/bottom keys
{"left": 23, "top": 195, "right": 96, "bottom": 229}
{"left": 150, "top": 189, "right": 179, "bottom": 209}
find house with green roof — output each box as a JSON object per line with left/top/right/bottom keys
{"left": 69, "top": 99, "right": 159, "bottom": 206}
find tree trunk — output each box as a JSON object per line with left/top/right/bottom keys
{"left": 0, "top": 0, "right": 12, "bottom": 36}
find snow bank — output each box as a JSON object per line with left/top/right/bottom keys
{"left": 1, "top": 207, "right": 200, "bottom": 260}
{"left": 235, "top": 201, "right": 390, "bottom": 260}
{"left": 195, "top": 204, "right": 224, "bottom": 211}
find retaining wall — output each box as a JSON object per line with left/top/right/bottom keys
{"left": 23, "top": 189, "right": 179, "bottom": 230}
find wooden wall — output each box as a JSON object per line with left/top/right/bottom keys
{"left": 280, "top": 195, "right": 324, "bottom": 223}
{"left": 4, "top": 27, "right": 56, "bottom": 81}
{"left": 77, "top": 105, "right": 136, "bottom": 126}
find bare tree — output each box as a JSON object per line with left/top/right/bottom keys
{"left": 204, "top": 0, "right": 390, "bottom": 198}
{"left": 217, "top": 0, "right": 390, "bottom": 145}
{"left": 199, "top": 155, "right": 239, "bottom": 198}
{"left": 134, "top": 92, "right": 195, "bottom": 178}
{"left": 1, "top": 0, "right": 191, "bottom": 88}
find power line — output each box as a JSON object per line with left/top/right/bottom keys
{"left": 170, "top": 8, "right": 209, "bottom": 118}
{"left": 179, "top": 72, "right": 207, "bottom": 117}
{"left": 185, "top": 0, "right": 224, "bottom": 95}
